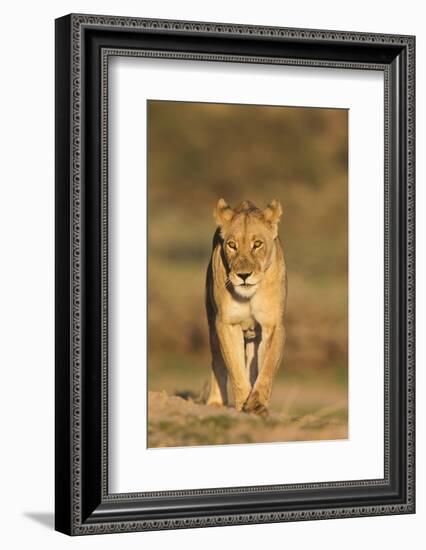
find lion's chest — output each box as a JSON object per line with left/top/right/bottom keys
{"left": 222, "top": 298, "right": 257, "bottom": 334}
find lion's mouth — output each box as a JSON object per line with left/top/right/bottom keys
{"left": 228, "top": 273, "right": 260, "bottom": 290}
{"left": 232, "top": 280, "right": 257, "bottom": 288}
{"left": 231, "top": 277, "right": 260, "bottom": 287}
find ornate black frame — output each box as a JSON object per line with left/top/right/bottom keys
{"left": 55, "top": 13, "right": 415, "bottom": 535}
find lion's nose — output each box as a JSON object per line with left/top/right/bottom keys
{"left": 237, "top": 272, "right": 252, "bottom": 282}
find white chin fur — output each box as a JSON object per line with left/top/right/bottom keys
{"left": 233, "top": 284, "right": 258, "bottom": 298}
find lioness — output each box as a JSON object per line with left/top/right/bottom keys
{"left": 205, "top": 199, "right": 287, "bottom": 416}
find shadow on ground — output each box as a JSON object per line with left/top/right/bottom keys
{"left": 24, "top": 512, "right": 54, "bottom": 530}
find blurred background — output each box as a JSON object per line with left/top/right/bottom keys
{"left": 147, "top": 100, "right": 348, "bottom": 445}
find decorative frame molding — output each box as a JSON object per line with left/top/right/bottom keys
{"left": 55, "top": 14, "right": 415, "bottom": 535}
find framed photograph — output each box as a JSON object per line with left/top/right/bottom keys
{"left": 55, "top": 14, "right": 415, "bottom": 535}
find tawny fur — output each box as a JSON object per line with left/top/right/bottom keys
{"left": 205, "top": 199, "right": 287, "bottom": 416}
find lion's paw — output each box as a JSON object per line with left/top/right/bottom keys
{"left": 243, "top": 391, "right": 269, "bottom": 418}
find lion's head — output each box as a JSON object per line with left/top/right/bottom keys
{"left": 213, "top": 198, "right": 283, "bottom": 298}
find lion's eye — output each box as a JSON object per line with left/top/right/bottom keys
{"left": 253, "top": 240, "right": 263, "bottom": 249}
{"left": 227, "top": 241, "right": 237, "bottom": 250}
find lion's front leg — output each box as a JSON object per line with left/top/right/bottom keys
{"left": 245, "top": 338, "right": 259, "bottom": 387}
{"left": 207, "top": 329, "right": 228, "bottom": 406}
{"left": 244, "top": 324, "right": 285, "bottom": 416}
{"left": 215, "top": 320, "right": 251, "bottom": 411}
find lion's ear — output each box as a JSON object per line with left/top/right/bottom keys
{"left": 213, "top": 198, "right": 234, "bottom": 226}
{"left": 263, "top": 199, "right": 283, "bottom": 223}
{"left": 263, "top": 199, "right": 283, "bottom": 236}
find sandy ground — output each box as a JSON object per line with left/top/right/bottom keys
{"left": 148, "top": 389, "right": 348, "bottom": 448}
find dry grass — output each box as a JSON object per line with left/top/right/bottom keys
{"left": 148, "top": 387, "right": 348, "bottom": 448}
{"left": 148, "top": 353, "right": 347, "bottom": 448}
